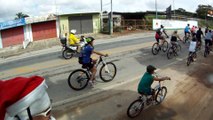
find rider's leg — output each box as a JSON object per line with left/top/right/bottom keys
{"left": 89, "top": 59, "right": 97, "bottom": 83}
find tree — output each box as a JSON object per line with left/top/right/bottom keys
{"left": 196, "top": 5, "right": 213, "bottom": 19}
{"left": 15, "top": 12, "right": 29, "bottom": 20}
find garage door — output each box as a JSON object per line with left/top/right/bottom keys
{"left": 1, "top": 26, "right": 24, "bottom": 47}
{"left": 69, "top": 16, "right": 93, "bottom": 34}
{"left": 32, "top": 21, "right": 56, "bottom": 41}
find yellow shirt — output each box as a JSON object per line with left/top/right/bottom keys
{"left": 69, "top": 34, "right": 80, "bottom": 45}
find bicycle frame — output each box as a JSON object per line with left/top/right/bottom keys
{"left": 95, "top": 56, "right": 110, "bottom": 73}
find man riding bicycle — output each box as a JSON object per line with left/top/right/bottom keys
{"left": 155, "top": 25, "right": 169, "bottom": 47}
{"left": 205, "top": 30, "right": 213, "bottom": 51}
{"left": 184, "top": 24, "right": 191, "bottom": 37}
{"left": 196, "top": 27, "right": 204, "bottom": 47}
{"left": 80, "top": 37, "right": 108, "bottom": 87}
{"left": 138, "top": 65, "right": 170, "bottom": 100}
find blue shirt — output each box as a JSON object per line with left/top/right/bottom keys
{"left": 184, "top": 26, "right": 190, "bottom": 32}
{"left": 82, "top": 45, "right": 94, "bottom": 63}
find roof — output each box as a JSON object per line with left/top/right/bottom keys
{"left": 59, "top": 12, "right": 100, "bottom": 16}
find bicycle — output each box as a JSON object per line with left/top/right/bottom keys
{"left": 127, "top": 80, "right": 168, "bottom": 118}
{"left": 68, "top": 56, "right": 117, "bottom": 90}
{"left": 167, "top": 42, "right": 181, "bottom": 59}
{"left": 186, "top": 51, "right": 197, "bottom": 66}
{"left": 204, "top": 42, "right": 211, "bottom": 57}
{"left": 152, "top": 40, "right": 169, "bottom": 55}
{"left": 183, "top": 33, "right": 191, "bottom": 44}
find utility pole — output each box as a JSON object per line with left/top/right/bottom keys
{"left": 100, "top": 0, "right": 103, "bottom": 32}
{"left": 173, "top": 0, "right": 175, "bottom": 19}
{"left": 155, "top": 0, "right": 158, "bottom": 19}
{"left": 110, "top": 0, "right": 113, "bottom": 35}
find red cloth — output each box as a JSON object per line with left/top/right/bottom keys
{"left": 0, "top": 76, "right": 44, "bottom": 120}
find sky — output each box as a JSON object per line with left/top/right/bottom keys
{"left": 0, "top": 0, "right": 212, "bottom": 22}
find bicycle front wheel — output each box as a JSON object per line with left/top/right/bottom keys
{"left": 155, "top": 86, "right": 167, "bottom": 104}
{"left": 162, "top": 41, "right": 169, "bottom": 52}
{"left": 68, "top": 69, "right": 89, "bottom": 90}
{"left": 152, "top": 43, "right": 159, "bottom": 55}
{"left": 187, "top": 56, "right": 191, "bottom": 66}
{"left": 62, "top": 49, "right": 74, "bottom": 59}
{"left": 127, "top": 99, "right": 144, "bottom": 118}
{"left": 167, "top": 47, "right": 174, "bottom": 59}
{"left": 100, "top": 62, "right": 117, "bottom": 82}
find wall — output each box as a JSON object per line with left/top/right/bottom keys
{"left": 93, "top": 14, "right": 101, "bottom": 33}
{"left": 153, "top": 19, "right": 198, "bottom": 30}
{"left": 59, "top": 16, "right": 69, "bottom": 36}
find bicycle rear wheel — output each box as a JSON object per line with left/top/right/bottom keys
{"left": 162, "top": 41, "right": 169, "bottom": 52}
{"left": 187, "top": 56, "right": 191, "bottom": 66}
{"left": 100, "top": 62, "right": 117, "bottom": 82}
{"left": 68, "top": 69, "right": 89, "bottom": 90}
{"left": 152, "top": 43, "right": 160, "bottom": 55}
{"left": 167, "top": 47, "right": 174, "bottom": 59}
{"left": 127, "top": 99, "right": 144, "bottom": 118}
{"left": 155, "top": 86, "right": 167, "bottom": 104}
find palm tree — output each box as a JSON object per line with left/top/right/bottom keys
{"left": 15, "top": 12, "right": 29, "bottom": 19}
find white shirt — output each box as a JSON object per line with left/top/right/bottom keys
{"left": 189, "top": 41, "right": 197, "bottom": 52}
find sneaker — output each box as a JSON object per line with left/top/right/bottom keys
{"left": 89, "top": 81, "right": 94, "bottom": 88}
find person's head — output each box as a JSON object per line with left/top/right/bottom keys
{"left": 70, "top": 29, "right": 77, "bottom": 34}
{"left": 173, "top": 30, "right": 178, "bottom": 34}
{"left": 146, "top": 65, "right": 156, "bottom": 74}
{"left": 187, "top": 24, "right": 190, "bottom": 26}
{"left": 86, "top": 37, "right": 95, "bottom": 46}
{"left": 160, "top": 25, "right": 164, "bottom": 28}
{"left": 199, "top": 27, "right": 201, "bottom": 31}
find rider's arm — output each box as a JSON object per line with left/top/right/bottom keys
{"left": 177, "top": 35, "right": 182, "bottom": 41}
{"left": 153, "top": 76, "right": 170, "bottom": 81}
{"left": 163, "top": 30, "right": 169, "bottom": 38}
{"left": 93, "top": 50, "right": 107, "bottom": 56}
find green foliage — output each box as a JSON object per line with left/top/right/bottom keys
{"left": 15, "top": 12, "right": 29, "bottom": 20}
{"left": 196, "top": 5, "right": 213, "bottom": 19}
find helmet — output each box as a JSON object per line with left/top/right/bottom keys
{"left": 86, "top": 37, "right": 95, "bottom": 43}
{"left": 147, "top": 65, "right": 156, "bottom": 74}
{"left": 70, "top": 29, "right": 76, "bottom": 34}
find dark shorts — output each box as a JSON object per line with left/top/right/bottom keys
{"left": 139, "top": 88, "right": 154, "bottom": 95}
{"left": 205, "top": 40, "right": 212, "bottom": 47}
{"left": 185, "top": 31, "right": 190, "bottom": 36}
{"left": 82, "top": 59, "right": 94, "bottom": 70}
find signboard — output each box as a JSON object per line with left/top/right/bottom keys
{"left": 0, "top": 18, "right": 25, "bottom": 30}
{"left": 153, "top": 19, "right": 198, "bottom": 30}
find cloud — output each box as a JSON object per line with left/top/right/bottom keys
{"left": 0, "top": 0, "right": 212, "bottom": 22}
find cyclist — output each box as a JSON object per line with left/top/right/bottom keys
{"left": 196, "top": 27, "right": 204, "bottom": 47}
{"left": 170, "top": 30, "right": 182, "bottom": 54}
{"left": 188, "top": 33, "right": 197, "bottom": 61}
{"left": 204, "top": 30, "right": 213, "bottom": 51}
{"left": 69, "top": 29, "right": 81, "bottom": 53}
{"left": 184, "top": 24, "right": 190, "bottom": 37}
{"left": 155, "top": 25, "right": 169, "bottom": 47}
{"left": 138, "top": 65, "right": 170, "bottom": 101}
{"left": 81, "top": 37, "right": 108, "bottom": 87}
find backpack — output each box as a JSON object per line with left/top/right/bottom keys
{"left": 78, "top": 47, "right": 84, "bottom": 64}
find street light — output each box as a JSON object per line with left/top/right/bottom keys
{"left": 155, "top": 0, "right": 158, "bottom": 19}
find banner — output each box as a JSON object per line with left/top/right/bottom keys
{"left": 153, "top": 19, "right": 198, "bottom": 30}
{"left": 0, "top": 18, "right": 25, "bottom": 30}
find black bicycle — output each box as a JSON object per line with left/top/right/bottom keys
{"left": 183, "top": 33, "right": 191, "bottom": 44}
{"left": 127, "top": 80, "right": 168, "bottom": 118}
{"left": 204, "top": 42, "right": 210, "bottom": 57}
{"left": 167, "top": 42, "right": 181, "bottom": 59}
{"left": 187, "top": 51, "right": 197, "bottom": 66}
{"left": 68, "top": 56, "right": 117, "bottom": 90}
{"left": 152, "top": 40, "right": 169, "bottom": 55}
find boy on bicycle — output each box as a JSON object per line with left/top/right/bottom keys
{"left": 81, "top": 37, "right": 108, "bottom": 87}
{"left": 155, "top": 25, "right": 169, "bottom": 48}
{"left": 138, "top": 65, "right": 170, "bottom": 100}
{"left": 188, "top": 33, "right": 197, "bottom": 61}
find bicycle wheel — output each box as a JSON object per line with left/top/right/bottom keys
{"left": 167, "top": 47, "right": 174, "bottom": 59}
{"left": 100, "top": 62, "right": 117, "bottom": 82}
{"left": 204, "top": 48, "right": 208, "bottom": 57}
{"left": 176, "top": 44, "right": 182, "bottom": 54}
{"left": 152, "top": 43, "right": 160, "bottom": 55}
{"left": 187, "top": 56, "right": 191, "bottom": 66}
{"left": 162, "top": 41, "right": 169, "bottom": 52}
{"left": 155, "top": 86, "right": 167, "bottom": 104}
{"left": 68, "top": 69, "right": 89, "bottom": 90}
{"left": 127, "top": 99, "right": 144, "bottom": 118}
{"left": 62, "top": 49, "right": 74, "bottom": 59}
